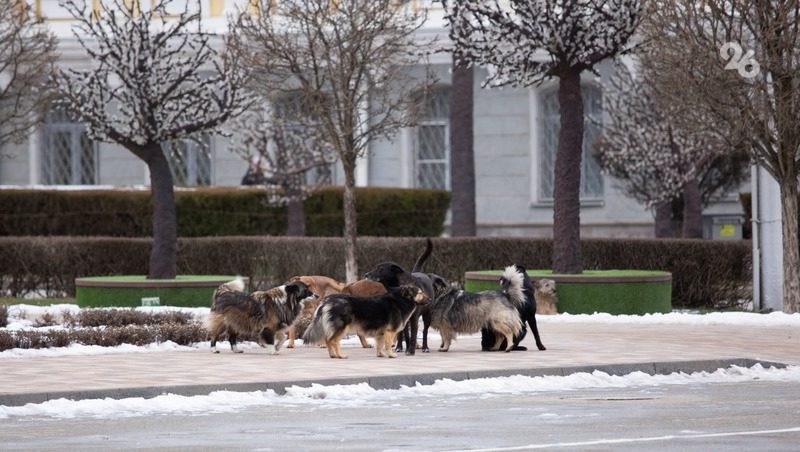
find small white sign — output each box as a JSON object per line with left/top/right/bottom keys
{"left": 141, "top": 297, "right": 160, "bottom": 307}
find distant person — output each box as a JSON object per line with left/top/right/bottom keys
{"left": 241, "top": 156, "right": 267, "bottom": 185}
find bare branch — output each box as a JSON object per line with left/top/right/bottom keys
{"left": 0, "top": 0, "right": 58, "bottom": 148}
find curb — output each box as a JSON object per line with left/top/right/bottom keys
{"left": 0, "top": 358, "right": 786, "bottom": 407}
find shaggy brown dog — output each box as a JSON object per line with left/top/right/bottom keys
{"left": 206, "top": 278, "right": 312, "bottom": 354}
{"left": 534, "top": 278, "right": 558, "bottom": 315}
{"left": 286, "top": 277, "right": 387, "bottom": 348}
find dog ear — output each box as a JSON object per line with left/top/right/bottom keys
{"left": 390, "top": 263, "right": 405, "bottom": 275}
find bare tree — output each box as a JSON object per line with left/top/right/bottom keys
{"left": 445, "top": 0, "right": 641, "bottom": 274}
{"left": 230, "top": 0, "right": 436, "bottom": 282}
{"left": 232, "top": 95, "right": 337, "bottom": 236}
{"left": 642, "top": 0, "right": 800, "bottom": 313}
{"left": 0, "top": 0, "right": 58, "bottom": 149}
{"left": 56, "top": 0, "right": 249, "bottom": 279}
{"left": 593, "top": 63, "right": 748, "bottom": 238}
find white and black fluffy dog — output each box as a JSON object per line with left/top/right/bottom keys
{"left": 481, "top": 264, "right": 546, "bottom": 351}
{"left": 302, "top": 285, "right": 427, "bottom": 359}
{"left": 206, "top": 278, "right": 313, "bottom": 355}
{"left": 428, "top": 265, "right": 525, "bottom": 352}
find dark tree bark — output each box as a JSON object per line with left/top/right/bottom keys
{"left": 449, "top": 58, "right": 476, "bottom": 237}
{"left": 552, "top": 69, "right": 584, "bottom": 274}
{"left": 780, "top": 173, "right": 800, "bottom": 313}
{"left": 286, "top": 194, "right": 306, "bottom": 237}
{"left": 654, "top": 200, "right": 674, "bottom": 238}
{"left": 143, "top": 145, "right": 177, "bottom": 279}
{"left": 681, "top": 178, "right": 703, "bottom": 238}
{"left": 342, "top": 158, "right": 359, "bottom": 283}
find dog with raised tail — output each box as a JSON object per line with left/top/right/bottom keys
{"left": 206, "top": 277, "right": 312, "bottom": 355}
{"left": 428, "top": 265, "right": 525, "bottom": 352}
{"left": 302, "top": 285, "right": 427, "bottom": 359}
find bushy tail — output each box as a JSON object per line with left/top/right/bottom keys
{"left": 301, "top": 305, "right": 328, "bottom": 345}
{"left": 214, "top": 277, "right": 245, "bottom": 296}
{"left": 501, "top": 265, "right": 526, "bottom": 308}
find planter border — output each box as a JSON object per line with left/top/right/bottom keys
{"left": 464, "top": 269, "right": 672, "bottom": 315}
{"left": 75, "top": 275, "right": 248, "bottom": 308}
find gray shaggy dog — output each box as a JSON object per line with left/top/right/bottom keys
{"left": 428, "top": 266, "right": 525, "bottom": 352}
{"left": 206, "top": 278, "right": 312, "bottom": 355}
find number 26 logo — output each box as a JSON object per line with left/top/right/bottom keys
{"left": 720, "top": 42, "right": 760, "bottom": 79}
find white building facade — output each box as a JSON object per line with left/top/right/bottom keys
{"left": 0, "top": 0, "right": 745, "bottom": 237}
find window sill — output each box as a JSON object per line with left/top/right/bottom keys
{"left": 530, "top": 199, "right": 605, "bottom": 208}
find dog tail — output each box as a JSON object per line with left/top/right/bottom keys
{"left": 412, "top": 238, "right": 433, "bottom": 273}
{"left": 301, "top": 303, "right": 328, "bottom": 345}
{"left": 501, "top": 265, "right": 526, "bottom": 308}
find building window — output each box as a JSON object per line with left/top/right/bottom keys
{"left": 41, "top": 105, "right": 97, "bottom": 185}
{"left": 538, "top": 84, "right": 604, "bottom": 202}
{"left": 415, "top": 87, "right": 450, "bottom": 190}
{"left": 163, "top": 135, "right": 212, "bottom": 186}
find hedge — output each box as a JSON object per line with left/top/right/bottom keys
{"left": 0, "top": 236, "right": 751, "bottom": 308}
{"left": 0, "top": 186, "right": 450, "bottom": 237}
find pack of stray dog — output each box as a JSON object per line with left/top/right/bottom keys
{"left": 206, "top": 239, "right": 554, "bottom": 359}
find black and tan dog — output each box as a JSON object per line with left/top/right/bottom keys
{"left": 364, "top": 238, "right": 434, "bottom": 355}
{"left": 302, "top": 285, "right": 427, "bottom": 359}
{"left": 428, "top": 265, "right": 525, "bottom": 352}
{"left": 286, "top": 276, "right": 386, "bottom": 349}
{"left": 206, "top": 278, "right": 312, "bottom": 355}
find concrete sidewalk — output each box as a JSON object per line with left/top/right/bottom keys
{"left": 1, "top": 321, "right": 798, "bottom": 407}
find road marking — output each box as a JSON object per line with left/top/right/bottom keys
{"left": 451, "top": 427, "right": 800, "bottom": 451}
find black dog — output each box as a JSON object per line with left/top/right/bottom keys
{"left": 364, "top": 238, "right": 433, "bottom": 355}
{"left": 480, "top": 264, "right": 546, "bottom": 351}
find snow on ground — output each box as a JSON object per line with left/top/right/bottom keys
{"left": 3, "top": 305, "right": 800, "bottom": 358}
{"left": 0, "top": 363, "right": 797, "bottom": 419}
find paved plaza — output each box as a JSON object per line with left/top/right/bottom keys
{"left": 1, "top": 320, "right": 797, "bottom": 407}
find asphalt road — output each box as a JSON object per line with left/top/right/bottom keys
{"left": 2, "top": 379, "right": 800, "bottom": 451}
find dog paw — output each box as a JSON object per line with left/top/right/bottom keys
{"left": 388, "top": 353, "right": 397, "bottom": 358}
{"left": 537, "top": 344, "right": 547, "bottom": 351}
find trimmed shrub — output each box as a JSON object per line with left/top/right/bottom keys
{"left": 0, "top": 236, "right": 751, "bottom": 308}
{"left": 65, "top": 309, "right": 195, "bottom": 327}
{"left": 0, "top": 186, "right": 450, "bottom": 237}
{"left": 0, "top": 324, "right": 207, "bottom": 351}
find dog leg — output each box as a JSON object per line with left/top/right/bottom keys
{"left": 384, "top": 331, "right": 398, "bottom": 358}
{"left": 421, "top": 311, "right": 431, "bottom": 353}
{"left": 375, "top": 334, "right": 386, "bottom": 358}
{"left": 229, "top": 331, "right": 243, "bottom": 353}
{"left": 272, "top": 331, "right": 286, "bottom": 355}
{"left": 439, "top": 330, "right": 451, "bottom": 352}
{"left": 503, "top": 332, "right": 515, "bottom": 352}
{"left": 358, "top": 333, "right": 373, "bottom": 349}
{"left": 490, "top": 332, "right": 504, "bottom": 351}
{"left": 528, "top": 315, "right": 547, "bottom": 351}
{"left": 287, "top": 325, "right": 297, "bottom": 349}
{"left": 325, "top": 338, "right": 339, "bottom": 358}
{"left": 329, "top": 331, "right": 347, "bottom": 359}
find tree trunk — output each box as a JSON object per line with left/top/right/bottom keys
{"left": 654, "top": 200, "right": 674, "bottom": 238}
{"left": 286, "top": 193, "right": 306, "bottom": 237}
{"left": 144, "top": 144, "right": 177, "bottom": 279}
{"left": 552, "top": 69, "right": 583, "bottom": 274}
{"left": 779, "top": 175, "right": 800, "bottom": 313}
{"left": 681, "top": 178, "right": 703, "bottom": 239}
{"left": 449, "top": 58, "right": 476, "bottom": 237}
{"left": 342, "top": 160, "right": 359, "bottom": 283}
